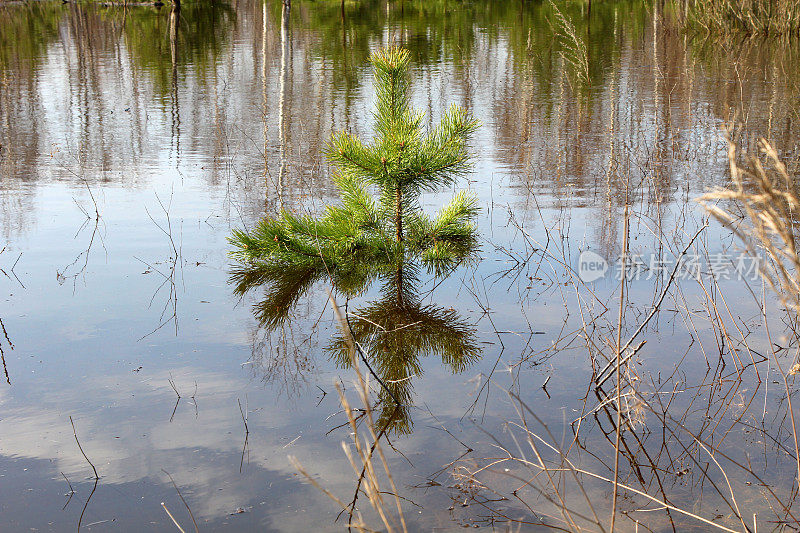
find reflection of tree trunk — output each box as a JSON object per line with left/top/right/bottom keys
{"left": 341, "top": 0, "right": 346, "bottom": 55}
{"left": 278, "top": 1, "right": 291, "bottom": 212}
{"left": 395, "top": 264, "right": 404, "bottom": 308}
{"left": 767, "top": 61, "right": 777, "bottom": 141}
{"left": 652, "top": 1, "right": 659, "bottom": 125}
{"left": 170, "top": 6, "right": 179, "bottom": 70}
{"left": 268, "top": 2, "right": 269, "bottom": 187}
{"left": 587, "top": 0, "right": 591, "bottom": 37}
{"left": 400, "top": 1, "right": 405, "bottom": 46}
{"left": 170, "top": 4, "right": 181, "bottom": 158}
{"left": 601, "top": 58, "right": 617, "bottom": 260}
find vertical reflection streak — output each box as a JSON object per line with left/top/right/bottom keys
{"left": 170, "top": 4, "right": 181, "bottom": 165}
{"left": 277, "top": 0, "right": 291, "bottom": 212}
{"left": 268, "top": 2, "right": 269, "bottom": 189}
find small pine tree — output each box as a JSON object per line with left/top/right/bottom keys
{"left": 230, "top": 47, "right": 480, "bottom": 276}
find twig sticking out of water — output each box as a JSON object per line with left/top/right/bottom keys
{"left": 168, "top": 375, "right": 182, "bottom": 422}
{"left": 140, "top": 188, "right": 183, "bottom": 339}
{"left": 237, "top": 397, "right": 249, "bottom": 434}
{"left": 161, "top": 469, "right": 199, "bottom": 533}
{"left": 0, "top": 248, "right": 13, "bottom": 356}
{"left": 78, "top": 478, "right": 98, "bottom": 532}
{"left": 69, "top": 416, "right": 98, "bottom": 480}
{"left": 594, "top": 223, "right": 708, "bottom": 388}
{"left": 238, "top": 397, "right": 249, "bottom": 473}
{"left": 168, "top": 375, "right": 181, "bottom": 399}
{"left": 56, "top": 177, "right": 105, "bottom": 292}
{"left": 70, "top": 416, "right": 99, "bottom": 532}
{"left": 0, "top": 316, "right": 11, "bottom": 384}
{"left": 0, "top": 246, "right": 24, "bottom": 289}
{"left": 610, "top": 203, "right": 630, "bottom": 532}
{"left": 61, "top": 471, "right": 74, "bottom": 494}
{"left": 191, "top": 381, "right": 198, "bottom": 418}
{"left": 315, "top": 385, "right": 327, "bottom": 407}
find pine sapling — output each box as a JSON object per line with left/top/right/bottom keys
{"left": 230, "top": 46, "right": 480, "bottom": 279}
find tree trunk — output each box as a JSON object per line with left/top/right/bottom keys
{"left": 395, "top": 186, "right": 403, "bottom": 242}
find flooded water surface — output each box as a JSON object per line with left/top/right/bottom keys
{"left": 3, "top": 1, "right": 800, "bottom": 531}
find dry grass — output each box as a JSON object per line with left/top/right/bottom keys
{"left": 682, "top": 0, "right": 800, "bottom": 36}
{"left": 437, "top": 129, "right": 800, "bottom": 531}
{"left": 289, "top": 294, "right": 408, "bottom": 533}
{"left": 699, "top": 135, "right": 800, "bottom": 314}
{"left": 549, "top": 0, "right": 589, "bottom": 86}
{"left": 700, "top": 133, "right": 800, "bottom": 485}
{"left": 286, "top": 133, "right": 800, "bottom": 532}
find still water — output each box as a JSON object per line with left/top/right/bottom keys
{"left": 1, "top": 0, "right": 800, "bottom": 531}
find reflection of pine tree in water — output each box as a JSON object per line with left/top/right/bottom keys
{"left": 327, "top": 265, "right": 480, "bottom": 434}
{"left": 232, "top": 254, "right": 481, "bottom": 434}
{"left": 232, "top": 254, "right": 480, "bottom": 433}
{"left": 230, "top": 47, "right": 482, "bottom": 433}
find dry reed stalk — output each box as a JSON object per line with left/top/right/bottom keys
{"left": 450, "top": 194, "right": 791, "bottom": 530}
{"left": 456, "top": 376, "right": 771, "bottom": 532}
{"left": 162, "top": 502, "right": 187, "bottom": 533}
{"left": 452, "top": 382, "right": 748, "bottom": 532}
{"left": 610, "top": 204, "right": 629, "bottom": 532}
{"left": 289, "top": 293, "right": 407, "bottom": 533}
